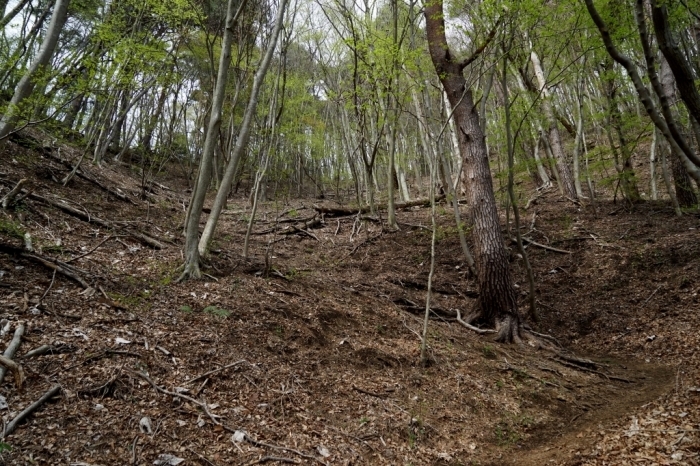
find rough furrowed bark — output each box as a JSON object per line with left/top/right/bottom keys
{"left": 424, "top": 0, "right": 521, "bottom": 341}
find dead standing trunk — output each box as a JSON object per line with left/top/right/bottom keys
{"left": 424, "top": 1, "right": 521, "bottom": 342}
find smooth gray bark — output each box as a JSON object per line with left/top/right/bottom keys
{"left": 179, "top": 0, "right": 245, "bottom": 280}
{"left": 198, "top": 0, "right": 288, "bottom": 256}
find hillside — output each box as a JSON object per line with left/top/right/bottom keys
{"left": 0, "top": 132, "right": 698, "bottom": 466}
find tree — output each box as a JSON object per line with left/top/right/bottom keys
{"left": 423, "top": 0, "right": 521, "bottom": 342}
{"left": 0, "top": 0, "right": 71, "bottom": 141}
{"left": 179, "top": 0, "right": 248, "bottom": 280}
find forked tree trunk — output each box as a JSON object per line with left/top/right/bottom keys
{"left": 424, "top": 1, "right": 521, "bottom": 342}
{"left": 197, "top": 0, "right": 287, "bottom": 256}
{"left": 179, "top": 0, "right": 244, "bottom": 280}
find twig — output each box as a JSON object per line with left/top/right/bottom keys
{"left": 65, "top": 235, "right": 116, "bottom": 263}
{"left": 642, "top": 285, "right": 662, "bottom": 306}
{"left": 244, "top": 434, "right": 327, "bottom": 466}
{"left": 186, "top": 360, "right": 249, "bottom": 385}
{"left": 3, "top": 385, "right": 61, "bottom": 437}
{"left": 352, "top": 384, "right": 388, "bottom": 398}
{"left": 38, "top": 269, "right": 57, "bottom": 304}
{"left": 187, "top": 446, "right": 217, "bottom": 466}
{"left": 131, "top": 435, "right": 139, "bottom": 465}
{"left": 133, "top": 371, "right": 221, "bottom": 425}
{"left": 248, "top": 457, "right": 299, "bottom": 465}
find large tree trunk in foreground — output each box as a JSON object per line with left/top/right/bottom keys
{"left": 424, "top": 1, "right": 521, "bottom": 342}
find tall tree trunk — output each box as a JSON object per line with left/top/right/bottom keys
{"left": 651, "top": 0, "right": 700, "bottom": 123}
{"left": 0, "top": 0, "right": 71, "bottom": 141}
{"left": 424, "top": 1, "right": 521, "bottom": 342}
{"left": 198, "top": 0, "right": 287, "bottom": 256}
{"left": 530, "top": 49, "right": 578, "bottom": 199}
{"left": 179, "top": 0, "right": 245, "bottom": 280}
{"left": 659, "top": 55, "right": 699, "bottom": 206}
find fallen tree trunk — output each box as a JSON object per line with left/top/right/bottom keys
{"left": 29, "top": 193, "right": 164, "bottom": 249}
{"left": 313, "top": 194, "right": 447, "bottom": 217}
{"left": 0, "top": 242, "right": 91, "bottom": 288}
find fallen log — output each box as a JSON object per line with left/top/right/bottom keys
{"left": 29, "top": 193, "right": 164, "bottom": 249}
{"left": 0, "top": 243, "right": 91, "bottom": 288}
{"left": 314, "top": 194, "right": 446, "bottom": 217}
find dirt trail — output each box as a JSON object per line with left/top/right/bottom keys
{"left": 503, "top": 360, "right": 674, "bottom": 465}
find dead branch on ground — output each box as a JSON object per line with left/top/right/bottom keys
{"left": 29, "top": 193, "right": 164, "bottom": 249}
{"left": 0, "top": 243, "right": 92, "bottom": 288}
{"left": 1, "top": 178, "right": 27, "bottom": 209}
{"left": 0, "top": 323, "right": 25, "bottom": 386}
{"left": 43, "top": 150, "right": 136, "bottom": 204}
{"left": 186, "top": 360, "right": 250, "bottom": 385}
{"left": 3, "top": 385, "right": 61, "bottom": 437}
{"left": 0, "top": 355, "right": 24, "bottom": 388}
{"left": 515, "top": 236, "right": 572, "bottom": 254}
{"left": 314, "top": 194, "right": 446, "bottom": 217}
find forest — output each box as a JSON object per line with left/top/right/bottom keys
{"left": 0, "top": 0, "right": 698, "bottom": 464}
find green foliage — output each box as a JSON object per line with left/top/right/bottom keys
{"left": 482, "top": 344, "right": 497, "bottom": 360}
{"left": 0, "top": 442, "right": 11, "bottom": 452}
{"left": 203, "top": 305, "right": 231, "bottom": 318}
{"left": 0, "top": 218, "right": 25, "bottom": 240}
{"left": 179, "top": 305, "right": 193, "bottom": 313}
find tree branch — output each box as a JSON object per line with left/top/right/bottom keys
{"left": 458, "top": 17, "right": 502, "bottom": 70}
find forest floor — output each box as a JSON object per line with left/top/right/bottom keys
{"left": 0, "top": 132, "right": 698, "bottom": 465}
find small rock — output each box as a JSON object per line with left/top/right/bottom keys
{"left": 317, "top": 445, "right": 330, "bottom": 458}
{"left": 139, "top": 417, "right": 153, "bottom": 434}
{"left": 231, "top": 430, "right": 246, "bottom": 443}
{"left": 153, "top": 454, "right": 185, "bottom": 465}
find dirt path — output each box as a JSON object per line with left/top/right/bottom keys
{"left": 502, "top": 360, "right": 674, "bottom": 465}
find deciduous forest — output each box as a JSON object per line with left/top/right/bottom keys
{"left": 0, "top": 0, "right": 698, "bottom": 464}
